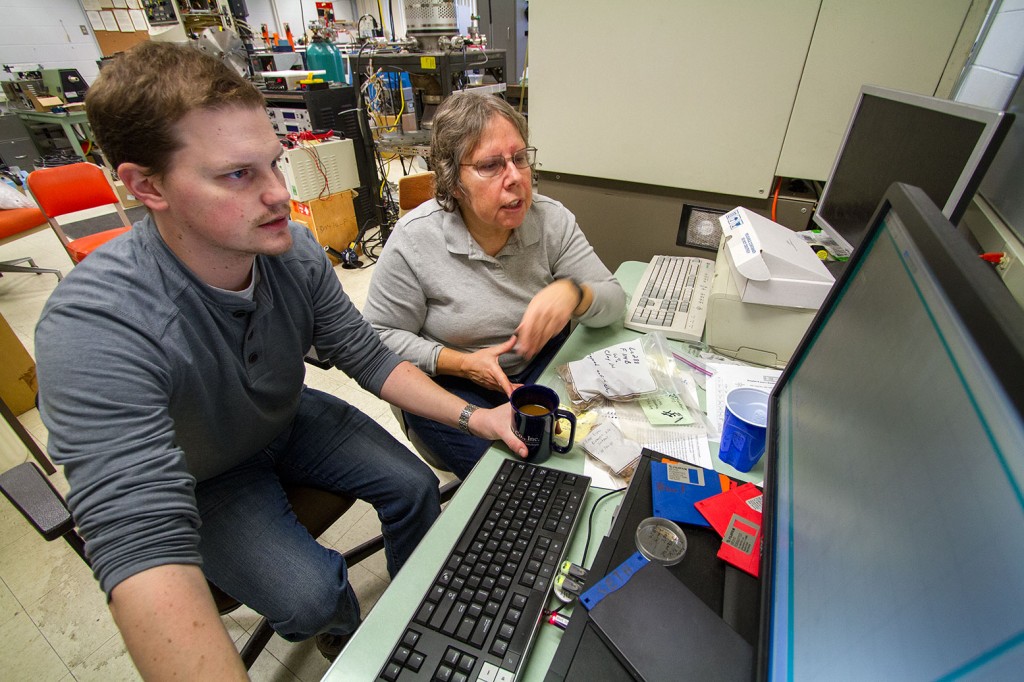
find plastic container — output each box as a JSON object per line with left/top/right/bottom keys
{"left": 306, "top": 38, "right": 346, "bottom": 84}
{"left": 718, "top": 387, "right": 770, "bottom": 472}
{"left": 635, "top": 517, "right": 687, "bottom": 566}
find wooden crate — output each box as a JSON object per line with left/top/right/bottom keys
{"left": 290, "top": 190, "right": 359, "bottom": 264}
{"left": 0, "top": 314, "right": 36, "bottom": 416}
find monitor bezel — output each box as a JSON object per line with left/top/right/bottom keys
{"left": 812, "top": 84, "right": 1012, "bottom": 256}
{"left": 758, "top": 181, "right": 1024, "bottom": 679}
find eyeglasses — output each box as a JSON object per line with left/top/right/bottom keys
{"left": 460, "top": 147, "right": 537, "bottom": 178}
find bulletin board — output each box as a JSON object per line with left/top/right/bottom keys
{"left": 80, "top": 0, "right": 151, "bottom": 57}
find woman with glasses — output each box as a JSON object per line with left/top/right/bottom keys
{"left": 364, "top": 94, "right": 626, "bottom": 479}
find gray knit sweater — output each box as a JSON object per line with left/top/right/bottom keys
{"left": 363, "top": 194, "right": 626, "bottom": 376}
{"left": 35, "top": 215, "right": 401, "bottom": 595}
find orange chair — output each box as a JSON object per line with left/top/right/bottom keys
{"left": 27, "top": 163, "right": 132, "bottom": 264}
{"left": 0, "top": 206, "right": 63, "bottom": 281}
{"left": 398, "top": 171, "right": 436, "bottom": 217}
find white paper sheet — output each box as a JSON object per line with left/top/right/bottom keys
{"left": 129, "top": 9, "right": 148, "bottom": 30}
{"left": 584, "top": 457, "right": 629, "bottom": 491}
{"left": 100, "top": 10, "right": 119, "bottom": 31}
{"left": 705, "top": 362, "right": 783, "bottom": 435}
{"left": 644, "top": 434, "right": 713, "bottom": 469}
{"left": 113, "top": 9, "right": 134, "bottom": 32}
{"left": 86, "top": 10, "right": 104, "bottom": 31}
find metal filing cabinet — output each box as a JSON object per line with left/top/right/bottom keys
{"left": 0, "top": 114, "right": 39, "bottom": 170}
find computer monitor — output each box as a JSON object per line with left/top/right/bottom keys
{"left": 813, "top": 85, "right": 1012, "bottom": 258}
{"left": 761, "top": 183, "right": 1024, "bottom": 679}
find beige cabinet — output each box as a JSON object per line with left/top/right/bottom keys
{"left": 531, "top": 1, "right": 986, "bottom": 197}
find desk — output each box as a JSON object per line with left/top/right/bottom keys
{"left": 15, "top": 110, "right": 94, "bottom": 161}
{"left": 327, "top": 261, "right": 757, "bottom": 680}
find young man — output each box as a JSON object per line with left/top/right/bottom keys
{"left": 34, "top": 42, "right": 527, "bottom": 679}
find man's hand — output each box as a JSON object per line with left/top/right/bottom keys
{"left": 514, "top": 280, "right": 587, "bottom": 360}
{"left": 437, "top": 337, "right": 517, "bottom": 395}
{"left": 381, "top": 363, "right": 528, "bottom": 458}
{"left": 467, "top": 401, "right": 528, "bottom": 459}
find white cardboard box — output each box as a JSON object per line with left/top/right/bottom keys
{"left": 719, "top": 207, "right": 834, "bottom": 309}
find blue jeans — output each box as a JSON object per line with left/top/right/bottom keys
{"left": 194, "top": 387, "right": 440, "bottom": 641}
{"left": 404, "top": 328, "right": 570, "bottom": 480}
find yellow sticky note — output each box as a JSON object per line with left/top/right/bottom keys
{"left": 639, "top": 393, "right": 695, "bottom": 426}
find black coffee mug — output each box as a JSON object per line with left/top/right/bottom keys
{"left": 510, "top": 384, "right": 577, "bottom": 465}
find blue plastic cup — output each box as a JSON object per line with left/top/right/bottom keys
{"left": 718, "top": 387, "right": 770, "bottom": 472}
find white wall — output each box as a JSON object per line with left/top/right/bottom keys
{"left": 956, "top": 0, "right": 1024, "bottom": 108}
{"left": 0, "top": 0, "right": 103, "bottom": 85}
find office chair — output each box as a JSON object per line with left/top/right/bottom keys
{"left": 389, "top": 404, "right": 452, "bottom": 472}
{"left": 0, "top": 206, "right": 63, "bottom": 281}
{"left": 26, "top": 163, "right": 132, "bottom": 264}
{"left": 397, "top": 171, "right": 435, "bottom": 217}
{"left": 0, "top": 457, "right": 459, "bottom": 669}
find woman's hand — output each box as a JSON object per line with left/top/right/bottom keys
{"left": 514, "top": 279, "right": 585, "bottom": 360}
{"left": 438, "top": 337, "right": 517, "bottom": 395}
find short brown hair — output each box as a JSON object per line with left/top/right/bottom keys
{"left": 430, "top": 94, "right": 529, "bottom": 212}
{"left": 86, "top": 41, "right": 265, "bottom": 174}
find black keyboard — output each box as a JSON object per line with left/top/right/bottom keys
{"left": 377, "top": 459, "right": 591, "bottom": 681}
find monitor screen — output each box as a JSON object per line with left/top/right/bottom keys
{"left": 762, "top": 184, "right": 1024, "bottom": 679}
{"left": 813, "top": 85, "right": 1011, "bottom": 258}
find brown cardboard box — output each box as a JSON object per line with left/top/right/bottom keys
{"left": 31, "top": 95, "right": 64, "bottom": 112}
{"left": 115, "top": 180, "right": 142, "bottom": 209}
{"left": 289, "top": 191, "right": 359, "bottom": 263}
{"left": 0, "top": 314, "right": 37, "bottom": 415}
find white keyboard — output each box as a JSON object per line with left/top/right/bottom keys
{"left": 624, "top": 255, "right": 715, "bottom": 342}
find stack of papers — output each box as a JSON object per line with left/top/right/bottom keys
{"left": 564, "top": 339, "right": 658, "bottom": 402}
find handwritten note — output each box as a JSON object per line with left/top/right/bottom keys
{"left": 566, "top": 339, "right": 658, "bottom": 400}
{"left": 580, "top": 422, "right": 642, "bottom": 476}
{"left": 638, "top": 393, "right": 694, "bottom": 426}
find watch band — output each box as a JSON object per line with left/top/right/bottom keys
{"left": 458, "top": 404, "right": 480, "bottom": 433}
{"left": 567, "top": 278, "right": 584, "bottom": 311}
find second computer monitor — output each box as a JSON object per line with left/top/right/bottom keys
{"left": 813, "top": 85, "right": 1011, "bottom": 258}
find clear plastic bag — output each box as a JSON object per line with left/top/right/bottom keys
{"left": 557, "top": 332, "right": 720, "bottom": 440}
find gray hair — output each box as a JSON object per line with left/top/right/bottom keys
{"left": 430, "top": 94, "right": 529, "bottom": 212}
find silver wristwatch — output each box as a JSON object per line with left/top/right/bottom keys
{"left": 458, "top": 404, "right": 480, "bottom": 433}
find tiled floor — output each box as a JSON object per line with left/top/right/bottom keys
{"left": 0, "top": 209, "right": 454, "bottom": 681}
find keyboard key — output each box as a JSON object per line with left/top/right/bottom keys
{"left": 469, "top": 615, "right": 493, "bottom": 648}
{"left": 381, "top": 661, "right": 402, "bottom": 681}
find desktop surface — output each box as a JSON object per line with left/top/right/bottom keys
{"left": 326, "top": 262, "right": 754, "bottom": 680}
